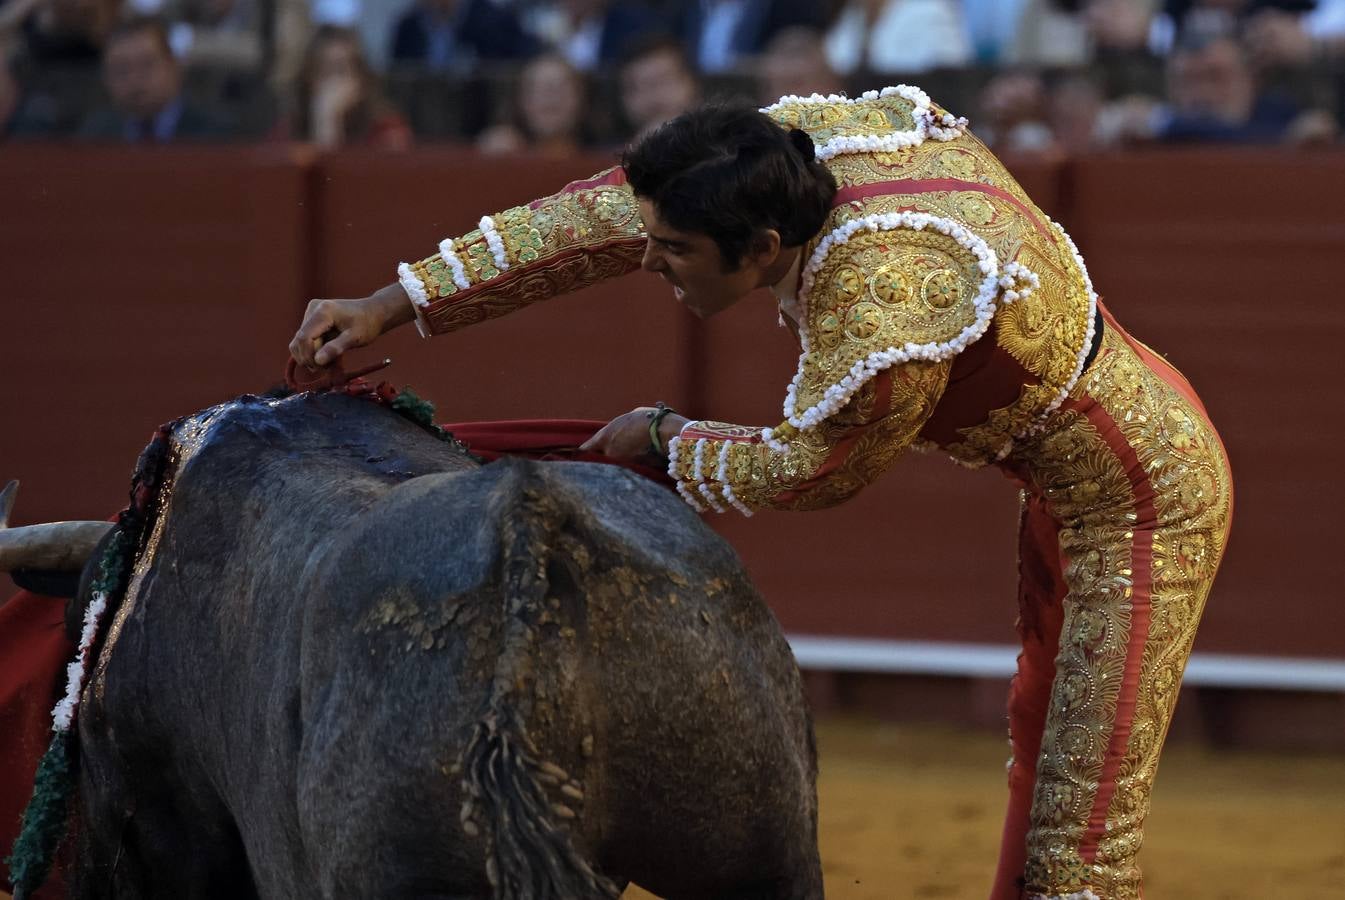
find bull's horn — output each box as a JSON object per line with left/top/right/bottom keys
{"left": 1, "top": 480, "right": 17, "bottom": 528}
{"left": 0, "top": 481, "right": 113, "bottom": 572}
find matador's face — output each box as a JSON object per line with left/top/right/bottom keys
{"left": 636, "top": 199, "right": 777, "bottom": 320}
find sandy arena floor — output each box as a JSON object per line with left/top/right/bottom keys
{"left": 628, "top": 717, "right": 1345, "bottom": 900}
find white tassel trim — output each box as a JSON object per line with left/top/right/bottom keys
{"left": 437, "top": 238, "right": 472, "bottom": 291}
{"left": 697, "top": 482, "right": 726, "bottom": 513}
{"left": 396, "top": 262, "right": 430, "bottom": 308}
{"left": 692, "top": 438, "right": 708, "bottom": 482}
{"left": 715, "top": 441, "right": 754, "bottom": 516}
{"left": 784, "top": 211, "right": 1001, "bottom": 431}
{"left": 761, "top": 85, "right": 968, "bottom": 161}
{"left": 998, "top": 261, "right": 1040, "bottom": 305}
{"left": 1027, "top": 891, "right": 1101, "bottom": 900}
{"left": 667, "top": 434, "right": 707, "bottom": 512}
{"left": 479, "top": 215, "right": 509, "bottom": 272}
{"left": 51, "top": 590, "right": 109, "bottom": 732}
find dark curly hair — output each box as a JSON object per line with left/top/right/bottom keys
{"left": 621, "top": 102, "right": 838, "bottom": 269}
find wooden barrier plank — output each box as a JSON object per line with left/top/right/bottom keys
{"left": 0, "top": 146, "right": 311, "bottom": 530}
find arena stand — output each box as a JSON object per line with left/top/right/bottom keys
{"left": 2, "top": 144, "right": 1342, "bottom": 751}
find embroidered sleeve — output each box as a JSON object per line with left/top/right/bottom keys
{"left": 396, "top": 167, "right": 647, "bottom": 337}
{"left": 666, "top": 358, "right": 952, "bottom": 514}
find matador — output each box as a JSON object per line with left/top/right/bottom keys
{"left": 289, "top": 87, "right": 1234, "bottom": 900}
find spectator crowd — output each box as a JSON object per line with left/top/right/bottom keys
{"left": 2, "top": 0, "right": 1344, "bottom": 151}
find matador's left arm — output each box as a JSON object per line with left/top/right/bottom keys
{"left": 396, "top": 167, "right": 646, "bottom": 337}
{"left": 666, "top": 358, "right": 952, "bottom": 514}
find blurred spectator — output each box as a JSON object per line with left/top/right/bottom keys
{"left": 0, "top": 50, "right": 18, "bottom": 136}
{"left": 759, "top": 26, "right": 842, "bottom": 100}
{"left": 678, "top": 0, "right": 826, "bottom": 73}
{"left": 525, "top": 0, "right": 662, "bottom": 71}
{"left": 476, "top": 51, "right": 586, "bottom": 155}
{"left": 0, "top": 0, "right": 117, "bottom": 64}
{"left": 389, "top": 0, "right": 537, "bottom": 72}
{"left": 282, "top": 24, "right": 410, "bottom": 148}
{"left": 998, "top": 0, "right": 1090, "bottom": 67}
{"left": 1157, "top": 32, "right": 1336, "bottom": 141}
{"left": 1245, "top": 1, "right": 1345, "bottom": 66}
{"left": 1048, "top": 71, "right": 1106, "bottom": 152}
{"left": 976, "top": 68, "right": 1056, "bottom": 153}
{"left": 825, "top": 0, "right": 972, "bottom": 74}
{"left": 78, "top": 15, "right": 234, "bottom": 140}
{"left": 616, "top": 33, "right": 697, "bottom": 139}
{"left": 162, "top": 0, "right": 261, "bottom": 70}
{"left": 1163, "top": 0, "right": 1317, "bottom": 43}
{"left": 1085, "top": 0, "right": 1163, "bottom": 56}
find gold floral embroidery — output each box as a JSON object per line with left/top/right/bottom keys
{"left": 765, "top": 93, "right": 920, "bottom": 146}
{"left": 1011, "top": 330, "right": 1233, "bottom": 899}
{"left": 408, "top": 171, "right": 645, "bottom": 336}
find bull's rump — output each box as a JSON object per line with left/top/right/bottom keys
{"left": 80, "top": 393, "right": 815, "bottom": 897}
{"left": 299, "top": 459, "right": 816, "bottom": 895}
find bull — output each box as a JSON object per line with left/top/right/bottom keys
{"left": 2, "top": 390, "right": 823, "bottom": 899}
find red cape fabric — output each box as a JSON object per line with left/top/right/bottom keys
{"left": 0, "top": 588, "right": 73, "bottom": 896}
{"left": 0, "top": 419, "right": 672, "bottom": 891}
{"left": 443, "top": 419, "right": 675, "bottom": 488}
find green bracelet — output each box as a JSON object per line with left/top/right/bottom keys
{"left": 646, "top": 402, "right": 676, "bottom": 457}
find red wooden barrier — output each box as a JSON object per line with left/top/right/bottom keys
{"left": 1, "top": 146, "right": 1341, "bottom": 662}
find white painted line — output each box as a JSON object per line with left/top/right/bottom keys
{"left": 785, "top": 636, "right": 1345, "bottom": 693}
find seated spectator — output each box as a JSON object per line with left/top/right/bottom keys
{"left": 389, "top": 0, "right": 537, "bottom": 72}
{"left": 825, "top": 0, "right": 972, "bottom": 74}
{"left": 975, "top": 68, "right": 1056, "bottom": 153}
{"left": 1245, "top": 0, "right": 1345, "bottom": 66}
{"left": 1162, "top": 0, "right": 1317, "bottom": 43}
{"left": 998, "top": 0, "right": 1090, "bottom": 67}
{"left": 77, "top": 15, "right": 234, "bottom": 141}
{"left": 476, "top": 51, "right": 587, "bottom": 156}
{"left": 0, "top": 51, "right": 18, "bottom": 137}
{"left": 1048, "top": 71, "right": 1107, "bottom": 152}
{"left": 616, "top": 33, "right": 698, "bottom": 140}
{"left": 1157, "top": 32, "right": 1335, "bottom": 142}
{"left": 162, "top": 0, "right": 262, "bottom": 71}
{"left": 678, "top": 0, "right": 826, "bottom": 73}
{"left": 0, "top": 0, "right": 116, "bottom": 65}
{"left": 758, "top": 26, "right": 843, "bottom": 101}
{"left": 1084, "top": 0, "right": 1164, "bottom": 58}
{"left": 525, "top": 0, "right": 662, "bottom": 71}
{"left": 280, "top": 25, "right": 411, "bottom": 149}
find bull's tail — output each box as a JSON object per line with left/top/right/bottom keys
{"left": 462, "top": 461, "right": 619, "bottom": 900}
{"left": 460, "top": 714, "right": 618, "bottom": 900}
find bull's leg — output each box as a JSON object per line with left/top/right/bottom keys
{"left": 74, "top": 747, "right": 255, "bottom": 899}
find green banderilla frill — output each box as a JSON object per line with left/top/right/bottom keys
{"left": 6, "top": 732, "right": 73, "bottom": 898}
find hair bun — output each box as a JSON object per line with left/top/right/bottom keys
{"left": 787, "top": 128, "right": 817, "bottom": 161}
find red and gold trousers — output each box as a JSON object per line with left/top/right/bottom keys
{"left": 989, "top": 309, "right": 1233, "bottom": 900}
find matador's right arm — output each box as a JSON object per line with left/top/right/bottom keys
{"left": 395, "top": 166, "right": 646, "bottom": 337}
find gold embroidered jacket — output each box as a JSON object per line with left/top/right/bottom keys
{"left": 397, "top": 86, "right": 1097, "bottom": 514}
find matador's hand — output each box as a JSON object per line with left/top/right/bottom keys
{"left": 289, "top": 285, "right": 416, "bottom": 370}
{"left": 580, "top": 408, "right": 689, "bottom": 461}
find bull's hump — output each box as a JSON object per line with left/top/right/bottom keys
{"left": 173, "top": 392, "right": 477, "bottom": 483}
